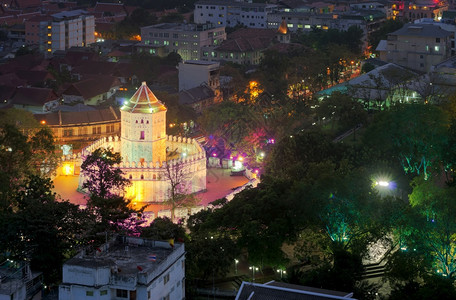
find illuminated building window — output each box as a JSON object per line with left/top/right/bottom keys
{"left": 47, "top": 49, "right": 51, "bottom": 52}
{"left": 47, "top": 33, "right": 51, "bottom": 37}
{"left": 435, "top": 45, "right": 440, "bottom": 52}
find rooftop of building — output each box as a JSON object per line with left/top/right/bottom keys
{"left": 236, "top": 281, "right": 355, "bottom": 300}
{"left": 51, "top": 9, "right": 91, "bottom": 20}
{"left": 64, "top": 236, "right": 182, "bottom": 276}
{"left": 389, "top": 23, "right": 453, "bottom": 38}
{"left": 121, "top": 81, "right": 167, "bottom": 113}
{"left": 181, "top": 60, "right": 220, "bottom": 66}
{"left": 179, "top": 85, "right": 215, "bottom": 105}
{"left": 195, "top": 0, "right": 277, "bottom": 8}
{"left": 216, "top": 28, "right": 276, "bottom": 52}
{"left": 36, "top": 106, "right": 119, "bottom": 126}
{"left": 141, "top": 22, "right": 223, "bottom": 32}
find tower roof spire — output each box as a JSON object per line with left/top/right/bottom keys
{"left": 121, "top": 81, "right": 166, "bottom": 113}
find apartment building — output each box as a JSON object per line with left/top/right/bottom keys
{"left": 377, "top": 23, "right": 453, "bottom": 72}
{"left": 194, "top": 0, "right": 278, "bottom": 28}
{"left": 267, "top": 10, "right": 385, "bottom": 51}
{"left": 59, "top": 236, "right": 185, "bottom": 300}
{"left": 138, "top": 23, "right": 226, "bottom": 61}
{"left": 391, "top": 0, "right": 448, "bottom": 21}
{"left": 25, "top": 10, "right": 95, "bottom": 55}
{"left": 178, "top": 60, "right": 220, "bottom": 91}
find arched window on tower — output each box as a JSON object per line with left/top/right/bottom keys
{"left": 141, "top": 119, "right": 144, "bottom": 124}
{"left": 136, "top": 120, "right": 138, "bottom": 123}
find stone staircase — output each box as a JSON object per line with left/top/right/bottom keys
{"left": 362, "top": 262, "right": 386, "bottom": 280}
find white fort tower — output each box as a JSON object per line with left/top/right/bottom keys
{"left": 78, "top": 82, "right": 206, "bottom": 203}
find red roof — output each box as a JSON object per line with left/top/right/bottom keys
{"left": 0, "top": 73, "right": 27, "bottom": 87}
{"left": 92, "top": 2, "right": 127, "bottom": 15}
{"left": 11, "top": 87, "right": 59, "bottom": 106}
{"left": 121, "top": 81, "right": 166, "bottom": 113}
{"left": 216, "top": 28, "right": 277, "bottom": 52}
{"left": 72, "top": 61, "right": 117, "bottom": 76}
{"left": 62, "top": 75, "right": 121, "bottom": 100}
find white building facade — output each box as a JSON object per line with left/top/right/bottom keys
{"left": 139, "top": 23, "right": 226, "bottom": 61}
{"left": 59, "top": 236, "right": 185, "bottom": 300}
{"left": 194, "top": 0, "right": 278, "bottom": 28}
{"left": 25, "top": 10, "right": 95, "bottom": 54}
{"left": 178, "top": 60, "right": 220, "bottom": 91}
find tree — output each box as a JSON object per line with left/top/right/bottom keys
{"left": 81, "top": 148, "right": 130, "bottom": 199}
{"left": 363, "top": 104, "right": 449, "bottom": 180}
{"left": 80, "top": 148, "right": 138, "bottom": 235}
{"left": 141, "top": 217, "right": 186, "bottom": 241}
{"left": 0, "top": 124, "right": 32, "bottom": 210}
{"left": 163, "top": 160, "right": 200, "bottom": 221}
{"left": 0, "top": 175, "right": 91, "bottom": 285}
{"left": 407, "top": 178, "right": 456, "bottom": 277}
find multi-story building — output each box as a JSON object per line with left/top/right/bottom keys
{"left": 202, "top": 28, "right": 279, "bottom": 65}
{"left": 59, "top": 236, "right": 185, "bottom": 300}
{"left": 178, "top": 60, "right": 221, "bottom": 112}
{"left": 25, "top": 10, "right": 95, "bottom": 55}
{"left": 194, "top": 0, "right": 278, "bottom": 28}
{"left": 267, "top": 10, "right": 386, "bottom": 51}
{"left": 0, "top": 260, "right": 42, "bottom": 300}
{"left": 178, "top": 60, "right": 220, "bottom": 92}
{"left": 138, "top": 23, "right": 226, "bottom": 61}
{"left": 377, "top": 23, "right": 453, "bottom": 72}
{"left": 391, "top": 0, "right": 448, "bottom": 21}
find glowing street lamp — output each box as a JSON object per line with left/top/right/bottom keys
{"left": 249, "top": 266, "right": 259, "bottom": 282}
{"left": 375, "top": 180, "right": 390, "bottom": 187}
{"left": 277, "top": 269, "right": 286, "bottom": 278}
{"left": 234, "top": 259, "right": 239, "bottom": 275}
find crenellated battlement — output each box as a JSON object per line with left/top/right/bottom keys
{"left": 62, "top": 135, "right": 206, "bottom": 170}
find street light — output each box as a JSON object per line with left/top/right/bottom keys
{"left": 234, "top": 259, "right": 239, "bottom": 275}
{"left": 276, "top": 269, "right": 286, "bottom": 278}
{"left": 249, "top": 266, "right": 259, "bottom": 282}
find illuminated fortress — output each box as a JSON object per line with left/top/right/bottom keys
{"left": 73, "top": 82, "right": 207, "bottom": 203}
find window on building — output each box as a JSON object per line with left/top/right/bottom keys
{"left": 116, "top": 289, "right": 128, "bottom": 298}
{"left": 164, "top": 273, "right": 170, "bottom": 284}
{"left": 173, "top": 33, "right": 178, "bottom": 38}
{"left": 164, "top": 41, "right": 169, "bottom": 45}
{"left": 140, "top": 131, "right": 145, "bottom": 140}
{"left": 86, "top": 291, "right": 94, "bottom": 296}
{"left": 100, "top": 290, "right": 108, "bottom": 295}
{"left": 97, "top": 127, "right": 101, "bottom": 134}
{"left": 435, "top": 45, "right": 440, "bottom": 52}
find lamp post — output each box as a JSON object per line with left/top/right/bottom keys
{"left": 276, "top": 269, "right": 286, "bottom": 279}
{"left": 249, "top": 266, "right": 259, "bottom": 282}
{"left": 234, "top": 259, "right": 239, "bottom": 275}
